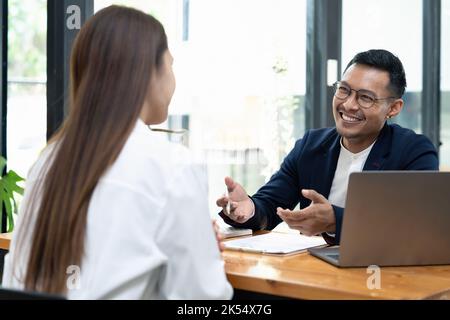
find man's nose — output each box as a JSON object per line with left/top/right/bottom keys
{"left": 342, "top": 91, "right": 360, "bottom": 111}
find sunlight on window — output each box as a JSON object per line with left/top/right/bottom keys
{"left": 342, "top": 0, "right": 422, "bottom": 133}
{"left": 7, "top": 0, "right": 47, "bottom": 179}
{"left": 95, "top": 0, "right": 307, "bottom": 214}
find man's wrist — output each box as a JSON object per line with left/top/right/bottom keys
{"left": 248, "top": 197, "right": 256, "bottom": 219}
{"left": 325, "top": 205, "right": 336, "bottom": 233}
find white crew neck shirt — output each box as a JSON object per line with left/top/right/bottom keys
{"left": 328, "top": 139, "right": 376, "bottom": 208}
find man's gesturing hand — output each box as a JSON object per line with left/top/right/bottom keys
{"left": 276, "top": 189, "right": 336, "bottom": 236}
{"left": 216, "top": 177, "right": 255, "bottom": 223}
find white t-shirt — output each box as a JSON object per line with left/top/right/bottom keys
{"left": 2, "top": 119, "right": 233, "bottom": 300}
{"left": 325, "top": 139, "right": 375, "bottom": 237}
{"left": 328, "top": 139, "right": 376, "bottom": 208}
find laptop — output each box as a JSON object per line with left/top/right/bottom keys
{"left": 308, "top": 171, "right": 450, "bottom": 267}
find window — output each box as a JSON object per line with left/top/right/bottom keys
{"left": 7, "top": 0, "right": 47, "bottom": 178}
{"left": 441, "top": 0, "right": 450, "bottom": 170}
{"left": 95, "top": 0, "right": 307, "bottom": 212}
{"left": 342, "top": 0, "right": 422, "bottom": 133}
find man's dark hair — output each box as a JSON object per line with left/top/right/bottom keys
{"left": 344, "top": 49, "right": 407, "bottom": 98}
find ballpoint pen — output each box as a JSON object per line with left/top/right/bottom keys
{"left": 225, "top": 188, "right": 231, "bottom": 215}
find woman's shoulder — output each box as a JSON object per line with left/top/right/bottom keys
{"left": 105, "top": 127, "right": 206, "bottom": 194}
{"left": 124, "top": 128, "right": 201, "bottom": 170}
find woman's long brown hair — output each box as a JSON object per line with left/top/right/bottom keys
{"left": 17, "top": 5, "right": 168, "bottom": 294}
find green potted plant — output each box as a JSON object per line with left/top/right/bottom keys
{"left": 0, "top": 157, "right": 24, "bottom": 233}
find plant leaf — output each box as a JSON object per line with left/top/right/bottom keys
{"left": 0, "top": 180, "right": 4, "bottom": 231}
{"left": 3, "top": 170, "right": 25, "bottom": 196}
{"left": 0, "top": 157, "right": 6, "bottom": 175}
{"left": 7, "top": 170, "right": 24, "bottom": 182}
{"left": 1, "top": 189, "right": 13, "bottom": 232}
{"left": 6, "top": 201, "right": 13, "bottom": 233}
{"left": 0, "top": 168, "right": 25, "bottom": 231}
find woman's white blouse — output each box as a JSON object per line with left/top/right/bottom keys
{"left": 2, "top": 119, "right": 233, "bottom": 300}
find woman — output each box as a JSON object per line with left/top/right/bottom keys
{"left": 2, "top": 6, "right": 232, "bottom": 300}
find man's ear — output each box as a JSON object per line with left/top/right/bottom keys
{"left": 387, "top": 99, "right": 404, "bottom": 119}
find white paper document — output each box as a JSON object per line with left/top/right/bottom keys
{"left": 224, "top": 232, "right": 327, "bottom": 255}
{"left": 220, "top": 225, "right": 253, "bottom": 239}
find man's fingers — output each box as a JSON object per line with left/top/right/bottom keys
{"left": 277, "top": 207, "right": 309, "bottom": 221}
{"left": 229, "top": 203, "right": 245, "bottom": 219}
{"left": 217, "top": 196, "right": 238, "bottom": 207}
{"left": 224, "top": 176, "right": 236, "bottom": 192}
{"left": 276, "top": 205, "right": 321, "bottom": 220}
{"left": 302, "top": 189, "right": 327, "bottom": 204}
{"left": 298, "top": 205, "right": 316, "bottom": 218}
{"left": 276, "top": 207, "right": 293, "bottom": 215}
{"left": 219, "top": 202, "right": 243, "bottom": 222}
{"left": 216, "top": 196, "right": 229, "bottom": 207}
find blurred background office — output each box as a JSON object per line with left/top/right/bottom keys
{"left": 2, "top": 0, "right": 448, "bottom": 226}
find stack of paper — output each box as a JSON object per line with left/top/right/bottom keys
{"left": 220, "top": 225, "right": 253, "bottom": 239}
{"left": 224, "top": 232, "right": 327, "bottom": 255}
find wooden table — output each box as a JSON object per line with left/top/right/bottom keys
{"left": 0, "top": 233, "right": 11, "bottom": 251}
{"left": 223, "top": 246, "right": 450, "bottom": 300}
{"left": 3, "top": 230, "right": 450, "bottom": 299}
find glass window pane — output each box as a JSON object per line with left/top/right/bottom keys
{"left": 440, "top": 0, "right": 450, "bottom": 170}
{"left": 94, "top": 0, "right": 307, "bottom": 213}
{"left": 342, "top": 0, "right": 422, "bottom": 133}
{"left": 7, "top": 0, "right": 47, "bottom": 178}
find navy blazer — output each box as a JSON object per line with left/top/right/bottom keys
{"left": 220, "top": 123, "right": 439, "bottom": 244}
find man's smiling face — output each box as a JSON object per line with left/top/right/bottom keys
{"left": 333, "top": 63, "right": 398, "bottom": 152}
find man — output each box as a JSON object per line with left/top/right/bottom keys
{"left": 217, "top": 49, "right": 438, "bottom": 245}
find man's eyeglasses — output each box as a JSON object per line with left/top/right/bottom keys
{"left": 333, "top": 81, "right": 398, "bottom": 109}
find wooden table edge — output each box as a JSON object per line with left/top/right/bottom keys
{"left": 0, "top": 233, "right": 12, "bottom": 251}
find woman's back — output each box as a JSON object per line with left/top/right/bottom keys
{"left": 3, "top": 120, "right": 233, "bottom": 299}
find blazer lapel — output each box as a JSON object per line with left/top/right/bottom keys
{"left": 364, "top": 123, "right": 392, "bottom": 171}
{"left": 308, "top": 123, "right": 392, "bottom": 199}
{"left": 313, "top": 131, "right": 341, "bottom": 199}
